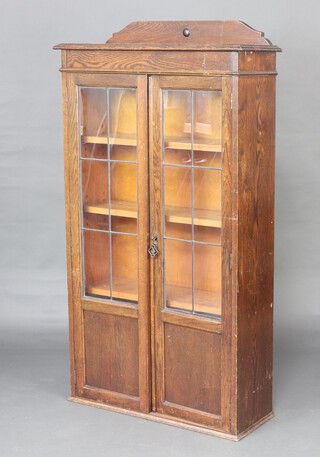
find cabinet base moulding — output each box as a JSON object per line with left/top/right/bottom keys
{"left": 68, "top": 396, "right": 275, "bottom": 441}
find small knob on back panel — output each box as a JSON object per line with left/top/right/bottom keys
{"left": 182, "top": 28, "right": 191, "bottom": 37}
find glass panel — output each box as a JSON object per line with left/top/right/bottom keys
{"left": 111, "top": 217, "right": 137, "bottom": 235}
{"left": 109, "top": 88, "right": 137, "bottom": 161}
{"left": 83, "top": 230, "right": 110, "bottom": 298}
{"left": 82, "top": 160, "right": 109, "bottom": 231}
{"left": 194, "top": 244, "right": 221, "bottom": 316}
{"left": 194, "top": 168, "right": 221, "bottom": 243}
{"left": 164, "top": 166, "right": 192, "bottom": 240}
{"left": 165, "top": 240, "right": 192, "bottom": 312}
{"left": 163, "top": 90, "right": 222, "bottom": 168}
{"left": 112, "top": 234, "right": 138, "bottom": 303}
{"left": 193, "top": 148, "right": 221, "bottom": 169}
{"left": 79, "top": 86, "right": 138, "bottom": 305}
{"left": 163, "top": 90, "right": 191, "bottom": 165}
{"left": 80, "top": 88, "right": 108, "bottom": 159}
{"left": 162, "top": 88, "right": 222, "bottom": 318}
{"left": 110, "top": 162, "right": 137, "bottom": 234}
{"left": 193, "top": 91, "right": 222, "bottom": 168}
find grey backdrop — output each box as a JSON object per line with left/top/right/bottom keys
{"left": 0, "top": 0, "right": 319, "bottom": 455}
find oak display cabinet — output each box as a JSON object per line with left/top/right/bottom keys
{"left": 54, "top": 21, "right": 281, "bottom": 440}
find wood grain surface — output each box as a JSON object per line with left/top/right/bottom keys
{"left": 107, "top": 21, "right": 273, "bottom": 46}
{"left": 84, "top": 311, "right": 139, "bottom": 396}
{"left": 237, "top": 75, "right": 275, "bottom": 433}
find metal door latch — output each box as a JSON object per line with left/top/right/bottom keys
{"left": 148, "top": 233, "right": 159, "bottom": 258}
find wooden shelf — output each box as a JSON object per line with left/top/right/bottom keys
{"left": 166, "top": 206, "right": 221, "bottom": 228}
{"left": 165, "top": 137, "right": 221, "bottom": 153}
{"left": 82, "top": 135, "right": 221, "bottom": 153}
{"left": 166, "top": 284, "right": 221, "bottom": 316}
{"left": 86, "top": 277, "right": 138, "bottom": 301}
{"left": 82, "top": 134, "right": 137, "bottom": 146}
{"left": 84, "top": 200, "right": 137, "bottom": 218}
{"left": 85, "top": 200, "right": 221, "bottom": 228}
{"left": 87, "top": 278, "right": 221, "bottom": 316}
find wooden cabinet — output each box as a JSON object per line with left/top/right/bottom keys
{"left": 54, "top": 21, "right": 281, "bottom": 440}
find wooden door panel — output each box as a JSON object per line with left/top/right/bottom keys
{"left": 65, "top": 73, "right": 150, "bottom": 413}
{"left": 164, "top": 323, "right": 221, "bottom": 415}
{"left": 150, "top": 75, "right": 233, "bottom": 429}
{"left": 84, "top": 311, "right": 139, "bottom": 396}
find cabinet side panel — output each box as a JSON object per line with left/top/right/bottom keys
{"left": 238, "top": 52, "right": 276, "bottom": 72}
{"left": 237, "top": 75, "right": 275, "bottom": 432}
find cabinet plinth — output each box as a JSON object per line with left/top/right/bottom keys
{"left": 55, "top": 20, "right": 280, "bottom": 440}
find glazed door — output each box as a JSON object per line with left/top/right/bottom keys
{"left": 149, "top": 75, "right": 233, "bottom": 428}
{"left": 66, "top": 74, "right": 150, "bottom": 412}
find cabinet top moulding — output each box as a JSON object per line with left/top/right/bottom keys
{"left": 54, "top": 20, "right": 281, "bottom": 52}
{"left": 54, "top": 22, "right": 281, "bottom": 76}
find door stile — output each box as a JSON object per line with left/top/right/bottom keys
{"left": 148, "top": 75, "right": 165, "bottom": 412}
{"left": 220, "top": 76, "right": 237, "bottom": 432}
{"left": 66, "top": 73, "right": 85, "bottom": 396}
{"left": 62, "top": 70, "right": 77, "bottom": 397}
{"left": 137, "top": 75, "right": 151, "bottom": 412}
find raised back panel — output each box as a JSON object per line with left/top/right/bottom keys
{"left": 106, "top": 21, "right": 272, "bottom": 46}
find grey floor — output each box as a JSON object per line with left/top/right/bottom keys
{"left": 0, "top": 282, "right": 319, "bottom": 457}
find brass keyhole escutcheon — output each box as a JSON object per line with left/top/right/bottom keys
{"left": 148, "top": 233, "right": 159, "bottom": 258}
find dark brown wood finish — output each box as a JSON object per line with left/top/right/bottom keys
{"left": 84, "top": 311, "right": 139, "bottom": 396}
{"left": 62, "top": 50, "right": 235, "bottom": 75}
{"left": 107, "top": 21, "right": 272, "bottom": 46}
{"left": 220, "top": 76, "right": 237, "bottom": 433}
{"left": 56, "top": 50, "right": 279, "bottom": 76}
{"left": 236, "top": 75, "right": 276, "bottom": 433}
{"left": 55, "top": 21, "right": 280, "bottom": 440}
{"left": 54, "top": 21, "right": 281, "bottom": 55}
{"left": 238, "top": 51, "right": 276, "bottom": 72}
{"left": 164, "top": 324, "right": 221, "bottom": 415}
